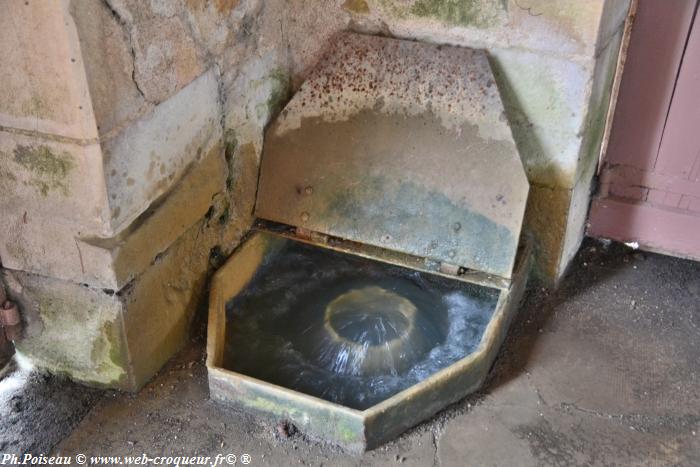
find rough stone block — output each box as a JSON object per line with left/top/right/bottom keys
{"left": 0, "top": 216, "right": 116, "bottom": 289}
{"left": 2, "top": 195, "right": 246, "bottom": 390}
{"left": 97, "top": 143, "right": 228, "bottom": 288}
{"left": 509, "top": 123, "right": 583, "bottom": 188}
{"left": 598, "top": 0, "right": 633, "bottom": 51}
{"left": 490, "top": 48, "right": 591, "bottom": 135}
{"left": 131, "top": 15, "right": 206, "bottom": 103}
{"left": 1, "top": 142, "right": 227, "bottom": 290}
{"left": 0, "top": 1, "right": 98, "bottom": 141}
{"left": 488, "top": 46, "right": 607, "bottom": 189}
{"left": 546, "top": 29, "right": 625, "bottom": 279}
{"left": 0, "top": 132, "right": 110, "bottom": 232}
{"left": 103, "top": 69, "right": 222, "bottom": 232}
{"left": 101, "top": 0, "right": 208, "bottom": 104}
{"left": 577, "top": 28, "right": 624, "bottom": 179}
{"left": 524, "top": 183, "right": 572, "bottom": 283}
{"left": 0, "top": 68, "right": 223, "bottom": 288}
{"left": 2, "top": 269, "right": 129, "bottom": 388}
{"left": 348, "top": 0, "right": 627, "bottom": 59}
{"left": 558, "top": 160, "right": 597, "bottom": 278}
{"left": 183, "top": 0, "right": 241, "bottom": 57}
{"left": 119, "top": 216, "right": 218, "bottom": 386}
{"left": 69, "top": 0, "right": 151, "bottom": 137}
{"left": 223, "top": 55, "right": 290, "bottom": 148}
{"left": 524, "top": 159, "right": 599, "bottom": 285}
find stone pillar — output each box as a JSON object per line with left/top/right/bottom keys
{"left": 0, "top": 0, "right": 268, "bottom": 389}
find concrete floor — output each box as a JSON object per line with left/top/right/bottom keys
{"left": 3, "top": 238, "right": 700, "bottom": 466}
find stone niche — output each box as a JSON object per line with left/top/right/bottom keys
{"left": 0, "top": 0, "right": 630, "bottom": 389}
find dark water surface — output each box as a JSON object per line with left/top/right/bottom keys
{"left": 223, "top": 241, "right": 498, "bottom": 410}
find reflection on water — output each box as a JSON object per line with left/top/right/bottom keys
{"left": 224, "top": 241, "right": 498, "bottom": 410}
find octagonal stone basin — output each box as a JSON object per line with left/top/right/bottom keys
{"left": 207, "top": 228, "right": 529, "bottom": 452}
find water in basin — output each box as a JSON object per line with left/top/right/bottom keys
{"left": 223, "top": 241, "right": 499, "bottom": 410}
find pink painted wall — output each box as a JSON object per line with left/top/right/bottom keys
{"left": 589, "top": 0, "right": 700, "bottom": 260}
{"left": 604, "top": 0, "right": 697, "bottom": 172}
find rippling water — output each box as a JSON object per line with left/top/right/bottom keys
{"left": 224, "top": 241, "right": 498, "bottom": 410}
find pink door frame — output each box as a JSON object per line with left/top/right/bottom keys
{"left": 588, "top": 0, "right": 700, "bottom": 260}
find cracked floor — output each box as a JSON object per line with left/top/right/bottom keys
{"left": 4, "top": 238, "right": 700, "bottom": 466}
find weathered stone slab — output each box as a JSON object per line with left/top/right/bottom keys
{"left": 103, "top": 69, "right": 222, "bottom": 232}
{"left": 0, "top": 1, "right": 98, "bottom": 141}
{"left": 347, "top": 0, "right": 629, "bottom": 59}
{"left": 2, "top": 198, "right": 242, "bottom": 390}
{"left": 0, "top": 133, "right": 109, "bottom": 231}
{"left": 69, "top": 0, "right": 151, "bottom": 137}
{"left": 131, "top": 15, "right": 206, "bottom": 104}
{"left": 257, "top": 33, "right": 528, "bottom": 278}
{"left": 1, "top": 142, "right": 227, "bottom": 289}
{"left": 94, "top": 143, "right": 228, "bottom": 288}
{"left": 2, "top": 269, "right": 129, "bottom": 388}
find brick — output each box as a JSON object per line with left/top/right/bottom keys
{"left": 662, "top": 192, "right": 683, "bottom": 208}
{"left": 610, "top": 184, "right": 648, "bottom": 202}
{"left": 687, "top": 196, "right": 700, "bottom": 214}
{"left": 679, "top": 195, "right": 692, "bottom": 211}
{"left": 648, "top": 189, "right": 682, "bottom": 208}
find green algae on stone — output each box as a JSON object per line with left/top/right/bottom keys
{"left": 21, "top": 96, "right": 51, "bottom": 119}
{"left": 409, "top": 0, "right": 506, "bottom": 28}
{"left": 13, "top": 144, "right": 75, "bottom": 196}
{"left": 90, "top": 316, "right": 130, "bottom": 387}
{"left": 254, "top": 69, "right": 291, "bottom": 122}
{"left": 16, "top": 293, "right": 127, "bottom": 388}
{"left": 324, "top": 175, "right": 515, "bottom": 275}
{"left": 343, "top": 0, "right": 370, "bottom": 14}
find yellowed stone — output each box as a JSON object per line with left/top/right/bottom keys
{"left": 3, "top": 197, "right": 249, "bottom": 390}
{"left": 131, "top": 15, "right": 206, "bottom": 103}
{"left": 0, "top": 1, "right": 97, "bottom": 141}
{"left": 69, "top": 0, "right": 151, "bottom": 137}
{"left": 1, "top": 141, "right": 228, "bottom": 290}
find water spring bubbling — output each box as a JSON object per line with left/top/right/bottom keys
{"left": 224, "top": 241, "right": 498, "bottom": 410}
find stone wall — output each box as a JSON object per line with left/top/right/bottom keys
{"left": 0, "top": 0, "right": 629, "bottom": 388}
{"left": 278, "top": 0, "right": 631, "bottom": 281}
